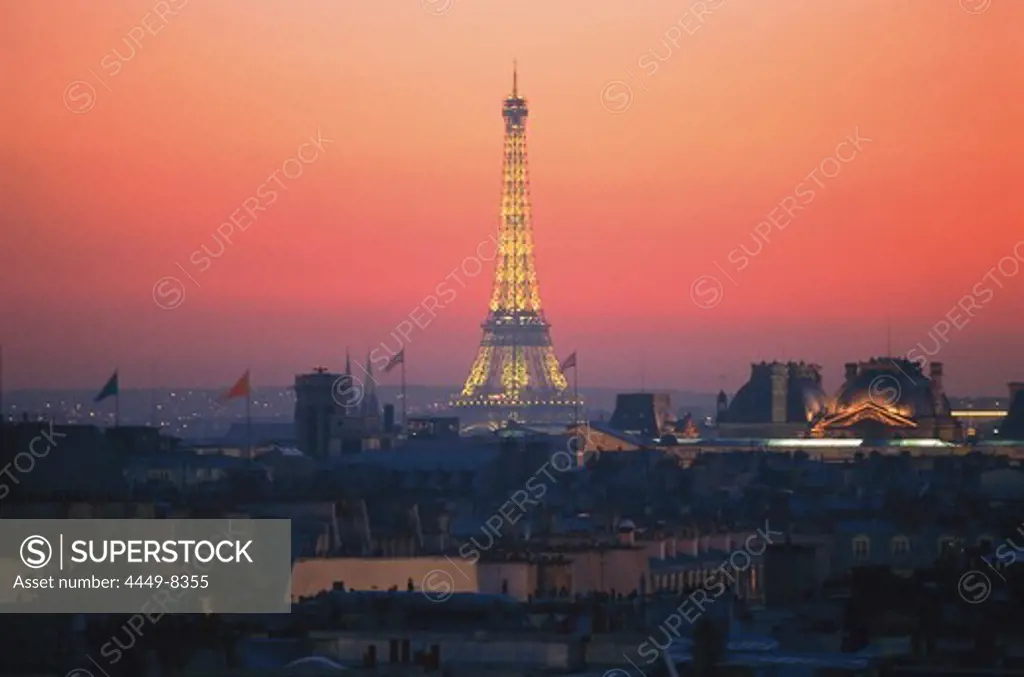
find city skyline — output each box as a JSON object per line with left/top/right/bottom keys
{"left": 4, "top": 2, "right": 1024, "bottom": 672}
{"left": 3, "top": 0, "right": 1023, "bottom": 393}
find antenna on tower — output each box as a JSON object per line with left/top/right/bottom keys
{"left": 512, "top": 59, "right": 518, "bottom": 97}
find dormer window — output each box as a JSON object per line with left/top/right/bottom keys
{"left": 852, "top": 535, "right": 870, "bottom": 560}
{"left": 891, "top": 536, "right": 910, "bottom": 555}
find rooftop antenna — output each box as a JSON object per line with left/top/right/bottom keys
{"left": 512, "top": 59, "right": 518, "bottom": 97}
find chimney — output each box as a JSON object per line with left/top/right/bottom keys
{"left": 930, "top": 363, "right": 944, "bottom": 392}
{"left": 770, "top": 363, "right": 788, "bottom": 423}
{"left": 616, "top": 518, "right": 636, "bottom": 546}
{"left": 844, "top": 363, "right": 859, "bottom": 382}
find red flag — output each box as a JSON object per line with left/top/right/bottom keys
{"left": 223, "top": 370, "right": 251, "bottom": 400}
{"left": 560, "top": 352, "right": 577, "bottom": 371}
{"left": 384, "top": 349, "right": 404, "bottom": 374}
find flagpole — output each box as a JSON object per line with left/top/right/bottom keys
{"left": 573, "top": 354, "right": 579, "bottom": 429}
{"left": 401, "top": 354, "right": 407, "bottom": 432}
{"left": 246, "top": 371, "right": 252, "bottom": 460}
{"left": 149, "top": 361, "right": 157, "bottom": 428}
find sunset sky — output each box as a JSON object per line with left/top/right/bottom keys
{"left": 2, "top": 0, "right": 1022, "bottom": 394}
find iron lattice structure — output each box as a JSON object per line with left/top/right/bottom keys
{"left": 451, "top": 68, "right": 577, "bottom": 413}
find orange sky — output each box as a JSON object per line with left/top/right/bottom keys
{"left": 2, "top": 0, "right": 1022, "bottom": 394}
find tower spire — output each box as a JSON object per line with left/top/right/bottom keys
{"left": 364, "top": 349, "right": 379, "bottom": 417}
{"left": 345, "top": 347, "right": 351, "bottom": 376}
{"left": 452, "top": 69, "right": 576, "bottom": 417}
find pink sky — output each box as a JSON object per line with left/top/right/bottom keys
{"left": 2, "top": 0, "right": 1022, "bottom": 394}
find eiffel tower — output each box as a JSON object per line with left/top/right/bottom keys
{"left": 450, "top": 66, "right": 579, "bottom": 420}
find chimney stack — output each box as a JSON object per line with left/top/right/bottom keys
{"left": 617, "top": 520, "right": 636, "bottom": 546}
{"left": 929, "top": 363, "right": 944, "bottom": 391}
{"left": 770, "top": 363, "right": 788, "bottom": 423}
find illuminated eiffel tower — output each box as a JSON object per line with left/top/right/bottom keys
{"left": 451, "top": 66, "right": 579, "bottom": 420}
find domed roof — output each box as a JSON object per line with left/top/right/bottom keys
{"left": 719, "top": 362, "right": 828, "bottom": 424}
{"left": 834, "top": 357, "right": 945, "bottom": 419}
{"left": 285, "top": 656, "right": 348, "bottom": 672}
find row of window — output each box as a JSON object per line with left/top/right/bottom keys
{"left": 142, "top": 468, "right": 224, "bottom": 482}
{"left": 851, "top": 535, "right": 991, "bottom": 559}
{"left": 652, "top": 565, "right": 760, "bottom": 595}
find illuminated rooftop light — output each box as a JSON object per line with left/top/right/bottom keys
{"left": 885, "top": 439, "right": 954, "bottom": 447}
{"left": 763, "top": 439, "right": 863, "bottom": 447}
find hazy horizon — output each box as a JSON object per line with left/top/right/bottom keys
{"left": 3, "top": 380, "right": 1015, "bottom": 399}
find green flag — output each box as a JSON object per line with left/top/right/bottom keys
{"left": 94, "top": 370, "right": 119, "bottom": 402}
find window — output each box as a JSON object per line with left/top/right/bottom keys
{"left": 852, "top": 535, "right": 870, "bottom": 560}
{"left": 938, "top": 536, "right": 958, "bottom": 556}
{"left": 891, "top": 536, "right": 910, "bottom": 555}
